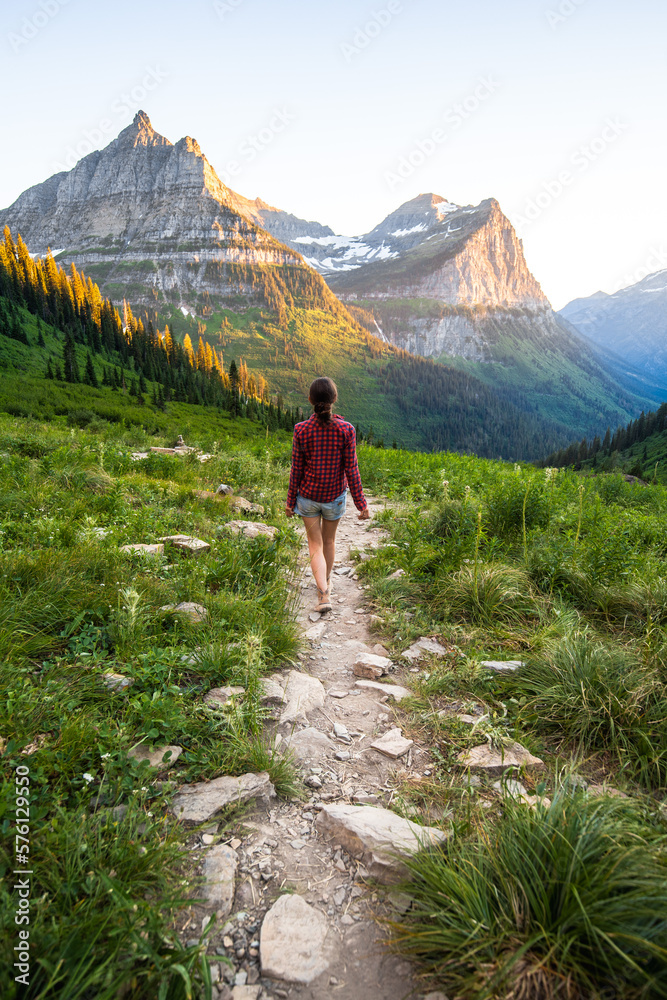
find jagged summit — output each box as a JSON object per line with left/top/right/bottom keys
{"left": 115, "top": 110, "right": 171, "bottom": 150}
{"left": 0, "top": 112, "right": 341, "bottom": 315}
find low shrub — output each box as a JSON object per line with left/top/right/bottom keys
{"left": 392, "top": 790, "right": 667, "bottom": 999}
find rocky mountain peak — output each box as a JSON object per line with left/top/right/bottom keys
{"left": 116, "top": 110, "right": 171, "bottom": 150}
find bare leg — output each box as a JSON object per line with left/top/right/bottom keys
{"left": 302, "top": 516, "right": 328, "bottom": 596}
{"left": 322, "top": 517, "right": 340, "bottom": 586}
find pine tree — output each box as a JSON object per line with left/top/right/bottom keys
{"left": 62, "top": 330, "right": 80, "bottom": 382}
{"left": 45, "top": 358, "right": 53, "bottom": 379}
{"left": 84, "top": 352, "right": 98, "bottom": 388}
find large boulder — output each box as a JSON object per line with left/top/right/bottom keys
{"left": 315, "top": 803, "right": 447, "bottom": 883}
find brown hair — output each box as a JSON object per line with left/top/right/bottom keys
{"left": 309, "top": 376, "right": 338, "bottom": 423}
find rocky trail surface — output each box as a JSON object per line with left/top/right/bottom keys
{"left": 176, "top": 498, "right": 448, "bottom": 1000}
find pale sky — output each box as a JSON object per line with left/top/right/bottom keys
{"left": 2, "top": 0, "right": 665, "bottom": 308}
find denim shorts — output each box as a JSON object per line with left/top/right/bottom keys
{"left": 295, "top": 490, "right": 347, "bottom": 521}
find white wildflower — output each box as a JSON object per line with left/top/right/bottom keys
{"left": 82, "top": 773, "right": 94, "bottom": 783}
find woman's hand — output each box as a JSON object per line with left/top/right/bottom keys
{"left": 285, "top": 505, "right": 295, "bottom": 518}
{"left": 358, "top": 508, "right": 371, "bottom": 520}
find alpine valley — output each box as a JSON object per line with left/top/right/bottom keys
{"left": 0, "top": 111, "right": 662, "bottom": 458}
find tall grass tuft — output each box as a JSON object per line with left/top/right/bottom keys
{"left": 392, "top": 789, "right": 667, "bottom": 999}
{"left": 512, "top": 632, "right": 667, "bottom": 785}
{"left": 434, "top": 562, "right": 540, "bottom": 626}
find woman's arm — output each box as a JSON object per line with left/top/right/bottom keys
{"left": 343, "top": 427, "right": 368, "bottom": 514}
{"left": 286, "top": 428, "right": 304, "bottom": 512}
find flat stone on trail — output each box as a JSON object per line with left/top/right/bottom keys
{"left": 401, "top": 637, "right": 448, "bottom": 662}
{"left": 159, "top": 534, "right": 210, "bottom": 556}
{"left": 260, "top": 893, "right": 332, "bottom": 983}
{"left": 353, "top": 653, "right": 392, "bottom": 680}
{"left": 480, "top": 659, "right": 524, "bottom": 673}
{"left": 354, "top": 679, "right": 411, "bottom": 702}
{"left": 305, "top": 621, "right": 327, "bottom": 641}
{"left": 457, "top": 741, "right": 544, "bottom": 775}
{"left": 309, "top": 611, "right": 321, "bottom": 623}
{"left": 202, "top": 844, "right": 238, "bottom": 917}
{"left": 279, "top": 670, "right": 326, "bottom": 724}
{"left": 370, "top": 727, "right": 413, "bottom": 759}
{"left": 285, "top": 727, "right": 335, "bottom": 762}
{"left": 315, "top": 803, "right": 447, "bottom": 883}
{"left": 226, "top": 520, "right": 277, "bottom": 541}
{"left": 171, "top": 772, "right": 275, "bottom": 823}
{"left": 328, "top": 690, "right": 349, "bottom": 699}
{"left": 127, "top": 744, "right": 182, "bottom": 767}
{"left": 205, "top": 686, "right": 245, "bottom": 706}
{"left": 120, "top": 542, "right": 164, "bottom": 556}
{"left": 161, "top": 601, "right": 208, "bottom": 623}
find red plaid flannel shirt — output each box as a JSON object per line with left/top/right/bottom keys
{"left": 287, "top": 414, "right": 368, "bottom": 511}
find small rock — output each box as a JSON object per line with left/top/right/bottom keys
{"left": 335, "top": 750, "right": 351, "bottom": 762}
{"left": 171, "top": 772, "right": 275, "bottom": 823}
{"left": 492, "top": 778, "right": 528, "bottom": 798}
{"left": 309, "top": 612, "right": 321, "bottom": 623}
{"left": 305, "top": 621, "right": 327, "bottom": 641}
{"left": 205, "top": 686, "right": 245, "bottom": 706}
{"left": 480, "top": 659, "right": 524, "bottom": 673}
{"left": 225, "top": 520, "right": 277, "bottom": 541}
{"left": 279, "top": 670, "right": 326, "bottom": 724}
{"left": 234, "top": 971, "right": 247, "bottom": 987}
{"left": 587, "top": 784, "right": 629, "bottom": 799}
{"left": 456, "top": 742, "right": 544, "bottom": 775}
{"left": 328, "top": 690, "right": 348, "bottom": 699}
{"left": 101, "top": 672, "right": 134, "bottom": 691}
{"left": 305, "top": 775, "right": 323, "bottom": 789}
{"left": 387, "top": 569, "right": 406, "bottom": 580}
{"left": 202, "top": 834, "right": 216, "bottom": 845}
{"left": 290, "top": 839, "right": 307, "bottom": 850}
{"left": 159, "top": 534, "right": 211, "bottom": 557}
{"left": 259, "top": 675, "right": 285, "bottom": 706}
{"left": 259, "top": 894, "right": 332, "bottom": 983}
{"left": 401, "top": 637, "right": 448, "bottom": 662}
{"left": 127, "top": 744, "right": 182, "bottom": 768}
{"left": 288, "top": 728, "right": 335, "bottom": 763}
{"left": 119, "top": 542, "right": 164, "bottom": 556}
{"left": 354, "top": 679, "right": 410, "bottom": 702}
{"left": 370, "top": 728, "right": 413, "bottom": 759}
{"left": 232, "top": 987, "right": 260, "bottom": 1000}
{"left": 353, "top": 653, "right": 392, "bottom": 680}
{"left": 333, "top": 723, "right": 349, "bottom": 740}
{"left": 229, "top": 496, "right": 265, "bottom": 515}
{"left": 161, "top": 601, "right": 208, "bottom": 623}
{"left": 203, "top": 845, "right": 238, "bottom": 918}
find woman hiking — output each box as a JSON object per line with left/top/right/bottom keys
{"left": 285, "top": 377, "right": 370, "bottom": 613}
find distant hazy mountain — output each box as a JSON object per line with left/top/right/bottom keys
{"left": 559, "top": 270, "right": 667, "bottom": 380}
